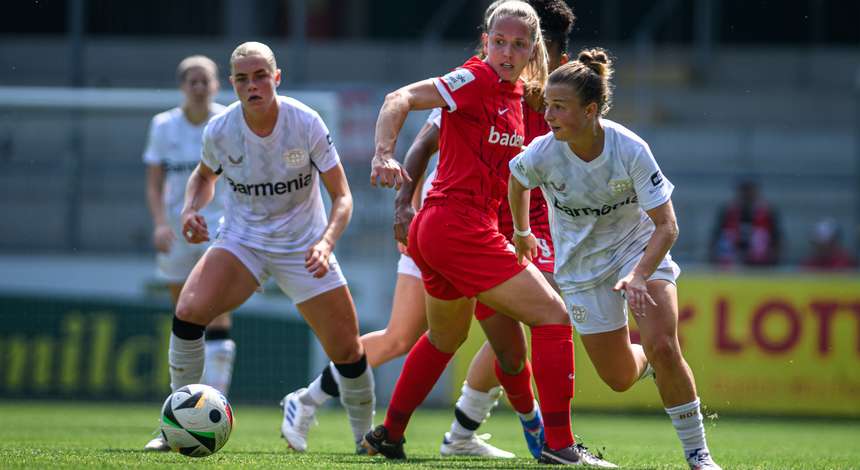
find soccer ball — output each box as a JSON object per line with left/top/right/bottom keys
{"left": 160, "top": 384, "right": 233, "bottom": 457}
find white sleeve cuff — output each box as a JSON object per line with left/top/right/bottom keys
{"left": 433, "top": 78, "right": 457, "bottom": 113}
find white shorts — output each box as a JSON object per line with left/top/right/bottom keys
{"left": 210, "top": 236, "right": 348, "bottom": 304}
{"left": 396, "top": 253, "right": 422, "bottom": 279}
{"left": 562, "top": 254, "right": 681, "bottom": 335}
{"left": 156, "top": 238, "right": 208, "bottom": 283}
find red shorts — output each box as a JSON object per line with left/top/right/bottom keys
{"left": 408, "top": 199, "right": 526, "bottom": 300}
{"left": 474, "top": 197, "right": 556, "bottom": 321}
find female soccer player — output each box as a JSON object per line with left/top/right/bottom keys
{"left": 366, "top": 2, "right": 613, "bottom": 466}
{"left": 509, "top": 48, "right": 721, "bottom": 470}
{"left": 147, "top": 41, "right": 375, "bottom": 454}
{"left": 391, "top": 1, "right": 580, "bottom": 459}
{"left": 142, "top": 56, "right": 235, "bottom": 452}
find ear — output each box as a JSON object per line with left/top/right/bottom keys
{"left": 481, "top": 32, "right": 488, "bottom": 57}
{"left": 586, "top": 101, "right": 599, "bottom": 119}
{"left": 560, "top": 53, "right": 570, "bottom": 65}
{"left": 274, "top": 68, "right": 283, "bottom": 87}
{"left": 228, "top": 75, "right": 235, "bottom": 87}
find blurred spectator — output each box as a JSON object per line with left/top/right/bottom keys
{"left": 710, "top": 180, "right": 782, "bottom": 267}
{"left": 801, "top": 218, "right": 857, "bottom": 271}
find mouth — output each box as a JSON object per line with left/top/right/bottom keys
{"left": 248, "top": 95, "right": 262, "bottom": 103}
{"left": 500, "top": 62, "right": 514, "bottom": 70}
{"left": 550, "top": 126, "right": 561, "bottom": 133}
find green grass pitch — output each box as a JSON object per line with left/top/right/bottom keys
{"left": 0, "top": 401, "right": 857, "bottom": 469}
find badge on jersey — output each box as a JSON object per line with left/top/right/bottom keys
{"left": 609, "top": 178, "right": 633, "bottom": 195}
{"left": 284, "top": 149, "right": 309, "bottom": 168}
{"left": 441, "top": 68, "right": 476, "bottom": 92}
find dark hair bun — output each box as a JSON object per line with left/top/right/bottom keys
{"left": 577, "top": 48, "right": 612, "bottom": 78}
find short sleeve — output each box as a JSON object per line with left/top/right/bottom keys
{"left": 508, "top": 145, "right": 542, "bottom": 190}
{"left": 630, "top": 143, "right": 674, "bottom": 211}
{"left": 432, "top": 61, "right": 486, "bottom": 114}
{"left": 308, "top": 112, "right": 340, "bottom": 173}
{"left": 200, "top": 123, "right": 221, "bottom": 173}
{"left": 142, "top": 116, "right": 166, "bottom": 165}
{"left": 427, "top": 108, "right": 442, "bottom": 128}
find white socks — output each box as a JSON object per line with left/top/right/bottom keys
{"left": 666, "top": 398, "right": 708, "bottom": 455}
{"left": 333, "top": 361, "right": 375, "bottom": 444}
{"left": 168, "top": 333, "right": 205, "bottom": 391}
{"left": 201, "top": 339, "right": 236, "bottom": 395}
{"left": 449, "top": 383, "right": 503, "bottom": 441}
{"left": 301, "top": 367, "right": 336, "bottom": 407}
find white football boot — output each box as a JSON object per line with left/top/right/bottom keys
{"left": 280, "top": 388, "right": 317, "bottom": 452}
{"left": 687, "top": 448, "right": 722, "bottom": 470}
{"left": 440, "top": 432, "right": 515, "bottom": 458}
{"left": 143, "top": 434, "right": 170, "bottom": 452}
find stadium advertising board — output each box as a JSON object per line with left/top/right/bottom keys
{"left": 454, "top": 273, "right": 860, "bottom": 417}
{"left": 0, "top": 295, "right": 310, "bottom": 403}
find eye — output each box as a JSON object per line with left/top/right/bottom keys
{"left": 494, "top": 38, "right": 505, "bottom": 46}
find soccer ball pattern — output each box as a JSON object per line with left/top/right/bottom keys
{"left": 160, "top": 384, "right": 233, "bottom": 457}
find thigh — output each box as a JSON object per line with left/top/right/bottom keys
{"left": 579, "top": 325, "right": 639, "bottom": 378}
{"left": 476, "top": 263, "right": 567, "bottom": 327}
{"left": 296, "top": 285, "right": 362, "bottom": 363}
{"left": 425, "top": 295, "right": 475, "bottom": 353}
{"left": 633, "top": 280, "right": 680, "bottom": 345}
{"left": 178, "top": 247, "right": 259, "bottom": 324}
{"left": 479, "top": 313, "right": 527, "bottom": 371}
{"left": 385, "top": 273, "right": 428, "bottom": 344}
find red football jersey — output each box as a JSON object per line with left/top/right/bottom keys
{"left": 497, "top": 101, "right": 552, "bottom": 237}
{"left": 425, "top": 57, "right": 525, "bottom": 211}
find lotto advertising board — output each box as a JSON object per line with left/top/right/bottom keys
{"left": 0, "top": 294, "right": 311, "bottom": 404}
{"left": 453, "top": 273, "right": 860, "bottom": 417}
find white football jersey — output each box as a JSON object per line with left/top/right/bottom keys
{"left": 509, "top": 119, "right": 674, "bottom": 292}
{"left": 143, "top": 105, "right": 227, "bottom": 231}
{"left": 201, "top": 96, "right": 340, "bottom": 253}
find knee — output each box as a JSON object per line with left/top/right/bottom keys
{"left": 532, "top": 297, "right": 570, "bottom": 327}
{"left": 428, "top": 329, "right": 468, "bottom": 354}
{"left": 174, "top": 300, "right": 199, "bottom": 324}
{"left": 495, "top": 349, "right": 526, "bottom": 375}
{"left": 644, "top": 336, "right": 682, "bottom": 367}
{"left": 602, "top": 373, "right": 636, "bottom": 393}
{"left": 390, "top": 335, "right": 416, "bottom": 358}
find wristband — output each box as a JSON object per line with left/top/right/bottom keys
{"left": 514, "top": 227, "right": 532, "bottom": 237}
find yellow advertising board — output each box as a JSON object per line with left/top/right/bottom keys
{"left": 452, "top": 273, "right": 860, "bottom": 417}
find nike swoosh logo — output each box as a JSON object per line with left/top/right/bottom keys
{"left": 498, "top": 108, "right": 509, "bottom": 115}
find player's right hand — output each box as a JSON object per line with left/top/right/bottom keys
{"left": 153, "top": 225, "right": 175, "bottom": 253}
{"left": 393, "top": 202, "right": 415, "bottom": 245}
{"left": 513, "top": 233, "right": 538, "bottom": 265}
{"left": 181, "top": 210, "right": 209, "bottom": 244}
{"left": 370, "top": 155, "right": 412, "bottom": 190}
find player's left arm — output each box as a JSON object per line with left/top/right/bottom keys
{"left": 307, "top": 162, "right": 353, "bottom": 278}
{"left": 613, "top": 200, "right": 679, "bottom": 315}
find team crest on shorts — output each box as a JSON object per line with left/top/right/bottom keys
{"left": 609, "top": 178, "right": 633, "bottom": 195}
{"left": 570, "top": 305, "right": 588, "bottom": 323}
{"left": 284, "top": 149, "right": 309, "bottom": 168}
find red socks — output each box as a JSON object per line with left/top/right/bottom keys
{"left": 494, "top": 359, "right": 535, "bottom": 414}
{"left": 531, "top": 324, "right": 575, "bottom": 450}
{"left": 383, "top": 334, "right": 454, "bottom": 441}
